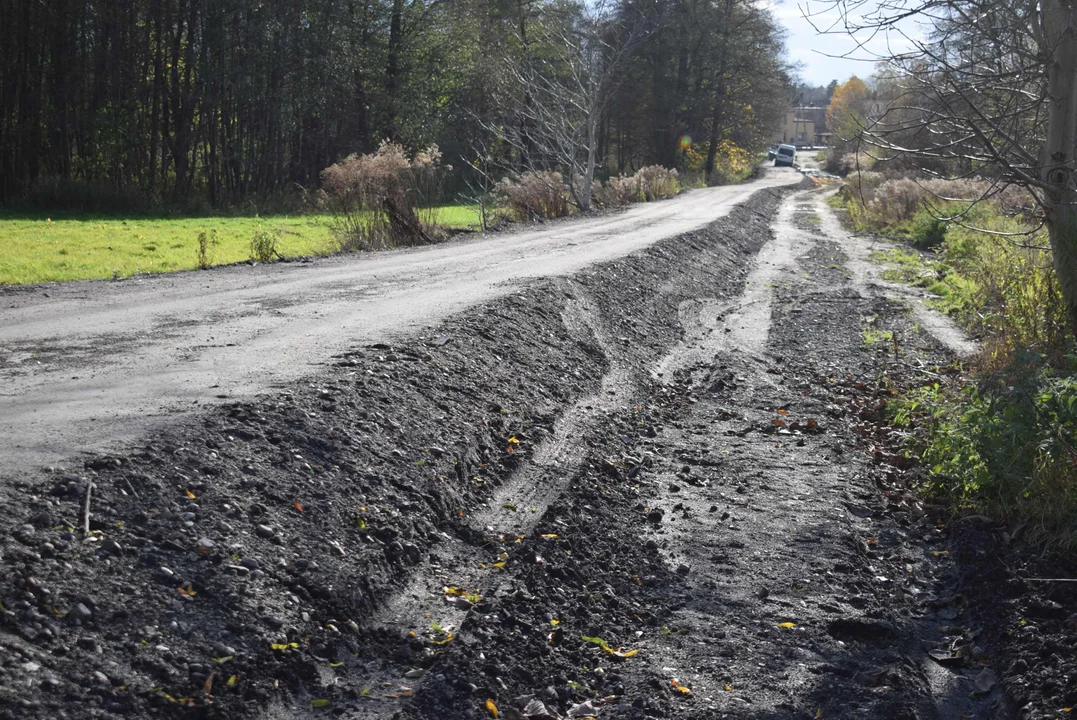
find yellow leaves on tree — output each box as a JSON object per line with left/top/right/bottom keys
{"left": 826, "top": 76, "right": 873, "bottom": 151}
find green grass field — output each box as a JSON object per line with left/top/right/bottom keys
{"left": 0, "top": 205, "right": 483, "bottom": 285}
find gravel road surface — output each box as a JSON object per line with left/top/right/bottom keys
{"left": 0, "top": 170, "right": 799, "bottom": 478}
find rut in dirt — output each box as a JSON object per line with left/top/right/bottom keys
{"left": 0, "top": 182, "right": 1016, "bottom": 720}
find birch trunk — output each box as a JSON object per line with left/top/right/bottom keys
{"left": 1042, "top": 0, "right": 1077, "bottom": 335}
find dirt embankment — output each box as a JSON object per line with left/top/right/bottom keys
{"left": 9, "top": 181, "right": 1066, "bottom": 720}
{"left": 0, "top": 185, "right": 798, "bottom": 719}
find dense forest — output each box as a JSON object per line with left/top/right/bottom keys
{"left": 0, "top": 0, "right": 794, "bottom": 210}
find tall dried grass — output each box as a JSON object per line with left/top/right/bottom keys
{"left": 321, "top": 142, "right": 449, "bottom": 251}
{"left": 592, "top": 166, "right": 680, "bottom": 208}
{"left": 495, "top": 170, "right": 569, "bottom": 221}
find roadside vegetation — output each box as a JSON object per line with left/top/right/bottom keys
{"left": 0, "top": 158, "right": 698, "bottom": 285}
{"left": 0, "top": 206, "right": 483, "bottom": 285}
{"left": 832, "top": 161, "right": 1077, "bottom": 551}
{"left": 2, "top": 0, "right": 794, "bottom": 283}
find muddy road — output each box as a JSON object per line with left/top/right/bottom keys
{"left": 2, "top": 176, "right": 1069, "bottom": 720}
{"left": 0, "top": 170, "right": 798, "bottom": 479}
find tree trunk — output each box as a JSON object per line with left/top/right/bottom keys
{"left": 581, "top": 115, "right": 596, "bottom": 211}
{"left": 1041, "top": 0, "right": 1077, "bottom": 335}
{"left": 384, "top": 0, "right": 404, "bottom": 139}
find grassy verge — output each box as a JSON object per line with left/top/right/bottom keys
{"left": 834, "top": 182, "right": 1077, "bottom": 552}
{"left": 0, "top": 206, "right": 482, "bottom": 285}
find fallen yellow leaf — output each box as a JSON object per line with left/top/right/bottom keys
{"left": 312, "top": 699, "right": 330, "bottom": 708}
{"left": 778, "top": 622, "right": 796, "bottom": 628}
{"left": 551, "top": 619, "right": 560, "bottom": 626}
{"left": 541, "top": 533, "right": 559, "bottom": 539}
{"left": 486, "top": 698, "right": 499, "bottom": 718}
{"left": 295, "top": 502, "right": 304, "bottom": 512}
{"left": 608, "top": 647, "right": 638, "bottom": 658}
{"left": 816, "top": 706, "right": 823, "bottom": 718}
{"left": 186, "top": 489, "right": 197, "bottom": 499}
{"left": 226, "top": 675, "right": 237, "bottom": 687}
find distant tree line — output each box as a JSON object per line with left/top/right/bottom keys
{"left": 0, "top": 0, "right": 794, "bottom": 210}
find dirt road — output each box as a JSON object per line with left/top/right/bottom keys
{"left": 0, "top": 170, "right": 799, "bottom": 478}
{"left": 6, "top": 177, "right": 1067, "bottom": 720}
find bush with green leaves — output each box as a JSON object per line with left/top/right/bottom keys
{"left": 196, "top": 229, "right": 218, "bottom": 270}
{"left": 895, "top": 354, "right": 1077, "bottom": 550}
{"left": 250, "top": 225, "right": 284, "bottom": 262}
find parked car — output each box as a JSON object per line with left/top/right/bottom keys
{"left": 767, "top": 144, "right": 779, "bottom": 161}
{"left": 774, "top": 144, "right": 796, "bottom": 167}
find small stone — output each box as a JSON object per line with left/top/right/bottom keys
{"left": 159, "top": 567, "right": 175, "bottom": 580}
{"left": 669, "top": 484, "right": 681, "bottom": 493}
{"left": 101, "top": 539, "right": 122, "bottom": 556}
{"left": 646, "top": 509, "right": 664, "bottom": 524}
{"left": 91, "top": 671, "right": 109, "bottom": 685}
{"left": 709, "top": 505, "right": 718, "bottom": 513}
{"left": 67, "top": 603, "right": 93, "bottom": 622}
{"left": 195, "top": 537, "right": 215, "bottom": 555}
{"left": 212, "top": 642, "right": 236, "bottom": 658}
{"left": 31, "top": 511, "right": 52, "bottom": 528}
{"left": 676, "top": 564, "right": 691, "bottom": 576}
{"left": 263, "top": 616, "right": 285, "bottom": 629}
{"left": 255, "top": 524, "right": 275, "bottom": 539}
{"left": 645, "top": 539, "right": 659, "bottom": 550}
{"left": 240, "top": 557, "right": 260, "bottom": 570}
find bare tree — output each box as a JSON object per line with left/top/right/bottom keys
{"left": 490, "top": 0, "right": 651, "bottom": 211}
{"left": 806, "top": 0, "right": 1077, "bottom": 334}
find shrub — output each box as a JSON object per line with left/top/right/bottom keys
{"left": 320, "top": 142, "right": 449, "bottom": 251}
{"left": 705, "top": 141, "right": 752, "bottom": 186}
{"left": 909, "top": 209, "right": 947, "bottom": 247}
{"left": 250, "top": 225, "right": 284, "bottom": 262}
{"left": 635, "top": 165, "right": 681, "bottom": 200}
{"left": 593, "top": 166, "right": 681, "bottom": 208}
{"left": 593, "top": 174, "right": 642, "bottom": 207}
{"left": 897, "top": 356, "right": 1077, "bottom": 550}
{"left": 495, "top": 170, "right": 569, "bottom": 221}
{"left": 196, "top": 229, "right": 218, "bottom": 270}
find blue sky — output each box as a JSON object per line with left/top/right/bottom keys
{"left": 770, "top": 0, "right": 924, "bottom": 87}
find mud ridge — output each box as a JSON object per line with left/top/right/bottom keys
{"left": 0, "top": 185, "right": 798, "bottom": 719}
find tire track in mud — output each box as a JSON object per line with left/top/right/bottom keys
{"left": 0, "top": 185, "right": 798, "bottom": 720}
{"left": 329, "top": 288, "right": 642, "bottom": 719}
{"left": 629, "top": 188, "right": 1001, "bottom": 718}
{"left": 386, "top": 187, "right": 1008, "bottom": 720}
{"left": 311, "top": 196, "right": 799, "bottom": 718}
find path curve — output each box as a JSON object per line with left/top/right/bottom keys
{"left": 0, "top": 170, "right": 801, "bottom": 478}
